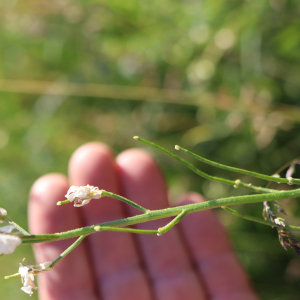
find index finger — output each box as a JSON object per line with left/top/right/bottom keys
{"left": 28, "top": 174, "right": 98, "bottom": 300}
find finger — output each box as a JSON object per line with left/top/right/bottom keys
{"left": 116, "top": 149, "right": 207, "bottom": 300}
{"left": 29, "top": 174, "right": 98, "bottom": 300}
{"left": 68, "top": 143, "right": 152, "bottom": 300}
{"left": 178, "top": 193, "right": 258, "bottom": 300}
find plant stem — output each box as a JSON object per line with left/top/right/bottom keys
{"left": 158, "top": 210, "right": 187, "bottom": 235}
{"left": 176, "top": 145, "right": 300, "bottom": 185}
{"left": 133, "top": 136, "right": 279, "bottom": 194}
{"left": 94, "top": 226, "right": 158, "bottom": 234}
{"left": 50, "top": 228, "right": 158, "bottom": 267}
{"left": 57, "top": 191, "right": 149, "bottom": 213}
{"left": 2, "top": 216, "right": 30, "bottom": 236}
{"left": 222, "top": 207, "right": 300, "bottom": 231}
{"left": 57, "top": 200, "right": 70, "bottom": 205}
{"left": 21, "top": 187, "right": 300, "bottom": 244}
{"left": 101, "top": 190, "right": 149, "bottom": 213}
{"left": 51, "top": 235, "right": 86, "bottom": 267}
{"left": 4, "top": 273, "right": 21, "bottom": 279}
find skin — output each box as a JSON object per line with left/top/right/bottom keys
{"left": 28, "top": 142, "right": 258, "bottom": 300}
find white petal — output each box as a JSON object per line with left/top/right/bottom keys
{"left": 21, "top": 285, "right": 33, "bottom": 296}
{"left": 19, "top": 265, "right": 30, "bottom": 277}
{"left": 0, "top": 234, "right": 21, "bottom": 255}
{"left": 0, "top": 225, "right": 15, "bottom": 233}
{"left": 74, "top": 199, "right": 91, "bottom": 207}
{"left": 39, "top": 261, "right": 52, "bottom": 270}
{"left": 65, "top": 185, "right": 79, "bottom": 199}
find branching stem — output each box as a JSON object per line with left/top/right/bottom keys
{"left": 21, "top": 188, "right": 300, "bottom": 244}
{"left": 175, "top": 145, "right": 300, "bottom": 185}
{"left": 222, "top": 207, "right": 300, "bottom": 231}
{"left": 133, "top": 137, "right": 280, "bottom": 193}
{"left": 51, "top": 235, "right": 86, "bottom": 267}
{"left": 2, "top": 216, "right": 30, "bottom": 236}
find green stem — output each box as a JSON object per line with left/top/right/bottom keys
{"left": 94, "top": 226, "right": 158, "bottom": 234}
{"left": 21, "top": 226, "right": 159, "bottom": 244}
{"left": 158, "top": 209, "right": 187, "bottom": 235}
{"left": 101, "top": 190, "right": 149, "bottom": 213}
{"left": 2, "top": 216, "right": 30, "bottom": 236}
{"left": 50, "top": 228, "right": 158, "bottom": 267}
{"left": 51, "top": 235, "right": 86, "bottom": 267}
{"left": 4, "top": 273, "right": 21, "bottom": 279}
{"left": 176, "top": 145, "right": 300, "bottom": 185}
{"left": 57, "top": 200, "right": 70, "bottom": 205}
{"left": 21, "top": 187, "right": 300, "bottom": 244}
{"left": 134, "top": 136, "right": 279, "bottom": 194}
{"left": 57, "top": 191, "right": 149, "bottom": 213}
{"left": 222, "top": 207, "right": 300, "bottom": 231}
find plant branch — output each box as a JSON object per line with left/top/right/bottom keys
{"left": 175, "top": 145, "right": 300, "bottom": 185}
{"left": 134, "top": 136, "right": 280, "bottom": 193}
{"left": 1, "top": 216, "right": 30, "bottom": 236}
{"left": 57, "top": 190, "right": 149, "bottom": 213}
{"left": 222, "top": 207, "right": 300, "bottom": 231}
{"left": 100, "top": 190, "right": 150, "bottom": 213}
{"left": 21, "top": 188, "right": 300, "bottom": 244}
{"left": 51, "top": 235, "right": 86, "bottom": 267}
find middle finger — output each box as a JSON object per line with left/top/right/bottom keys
{"left": 116, "top": 148, "right": 207, "bottom": 300}
{"left": 68, "top": 142, "right": 152, "bottom": 300}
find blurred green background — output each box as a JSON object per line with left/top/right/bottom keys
{"left": 1, "top": 0, "right": 300, "bottom": 299}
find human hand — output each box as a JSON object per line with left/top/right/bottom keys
{"left": 29, "top": 142, "right": 258, "bottom": 300}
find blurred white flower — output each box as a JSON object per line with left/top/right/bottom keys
{"left": 0, "top": 207, "right": 7, "bottom": 223}
{"left": 19, "top": 260, "right": 53, "bottom": 296}
{"left": 19, "top": 264, "right": 36, "bottom": 296}
{"left": 65, "top": 185, "right": 102, "bottom": 207}
{"left": 0, "top": 225, "right": 15, "bottom": 233}
{"left": 0, "top": 233, "right": 21, "bottom": 254}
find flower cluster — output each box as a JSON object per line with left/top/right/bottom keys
{"left": 18, "top": 259, "right": 53, "bottom": 296}
{"left": 65, "top": 185, "right": 103, "bottom": 207}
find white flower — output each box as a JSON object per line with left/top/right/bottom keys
{"left": 0, "top": 225, "right": 15, "bottom": 233}
{"left": 65, "top": 185, "right": 103, "bottom": 207}
{"left": 19, "top": 260, "right": 53, "bottom": 296}
{"left": 0, "top": 207, "right": 7, "bottom": 223}
{"left": 0, "top": 233, "right": 21, "bottom": 254}
{"left": 19, "top": 265, "right": 36, "bottom": 296}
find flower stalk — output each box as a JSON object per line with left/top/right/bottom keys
{"left": 19, "top": 187, "right": 300, "bottom": 245}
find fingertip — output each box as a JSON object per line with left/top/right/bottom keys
{"left": 116, "top": 148, "right": 166, "bottom": 187}
{"left": 116, "top": 148, "right": 168, "bottom": 210}
{"left": 116, "top": 148, "right": 155, "bottom": 170}
{"left": 29, "top": 173, "right": 72, "bottom": 235}
{"left": 30, "top": 173, "right": 68, "bottom": 206}
{"left": 29, "top": 173, "right": 98, "bottom": 299}
{"left": 70, "top": 142, "right": 113, "bottom": 163}
{"left": 68, "top": 142, "right": 115, "bottom": 186}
